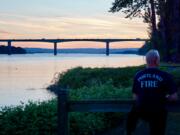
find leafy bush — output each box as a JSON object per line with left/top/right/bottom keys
{"left": 0, "top": 100, "right": 57, "bottom": 135}
{"left": 168, "top": 68, "right": 180, "bottom": 90}
{"left": 49, "top": 66, "right": 143, "bottom": 91}
{"left": 70, "top": 82, "right": 132, "bottom": 101}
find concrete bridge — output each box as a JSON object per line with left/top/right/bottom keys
{"left": 0, "top": 38, "right": 149, "bottom": 55}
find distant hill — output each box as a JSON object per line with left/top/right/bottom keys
{"left": 0, "top": 45, "right": 26, "bottom": 54}
{"left": 25, "top": 48, "right": 139, "bottom": 54}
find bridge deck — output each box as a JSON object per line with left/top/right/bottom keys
{"left": 0, "top": 38, "right": 148, "bottom": 43}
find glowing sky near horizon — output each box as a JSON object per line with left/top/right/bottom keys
{"left": 0, "top": 0, "right": 148, "bottom": 48}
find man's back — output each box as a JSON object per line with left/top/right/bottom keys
{"left": 126, "top": 50, "right": 178, "bottom": 135}
{"left": 133, "top": 68, "right": 176, "bottom": 111}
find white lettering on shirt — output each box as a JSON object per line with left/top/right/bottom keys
{"left": 138, "top": 74, "right": 163, "bottom": 82}
{"left": 140, "top": 81, "right": 158, "bottom": 88}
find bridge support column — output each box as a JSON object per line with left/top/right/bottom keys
{"left": 54, "top": 42, "right": 57, "bottom": 56}
{"left": 106, "top": 41, "right": 110, "bottom": 56}
{"left": 8, "top": 41, "right": 12, "bottom": 55}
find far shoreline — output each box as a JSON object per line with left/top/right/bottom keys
{"left": 13, "top": 47, "right": 141, "bottom": 55}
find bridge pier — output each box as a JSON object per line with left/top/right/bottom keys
{"left": 54, "top": 42, "right": 57, "bottom": 56}
{"left": 8, "top": 41, "right": 12, "bottom": 55}
{"left": 106, "top": 41, "right": 110, "bottom": 56}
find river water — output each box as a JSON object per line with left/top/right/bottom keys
{"left": 0, "top": 53, "right": 145, "bottom": 107}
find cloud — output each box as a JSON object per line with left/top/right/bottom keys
{"left": 0, "top": 12, "right": 148, "bottom": 39}
{"left": 0, "top": 30, "right": 11, "bottom": 34}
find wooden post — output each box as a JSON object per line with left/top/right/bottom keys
{"left": 8, "top": 41, "right": 12, "bottom": 55}
{"left": 54, "top": 42, "right": 57, "bottom": 56}
{"left": 58, "top": 89, "right": 68, "bottom": 135}
{"left": 106, "top": 41, "right": 110, "bottom": 56}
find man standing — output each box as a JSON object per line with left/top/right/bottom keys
{"left": 126, "top": 50, "right": 178, "bottom": 135}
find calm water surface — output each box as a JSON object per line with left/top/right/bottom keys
{"left": 0, "top": 53, "right": 145, "bottom": 107}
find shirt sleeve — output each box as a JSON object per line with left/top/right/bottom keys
{"left": 167, "top": 74, "right": 177, "bottom": 95}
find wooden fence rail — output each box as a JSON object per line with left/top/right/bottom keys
{"left": 57, "top": 89, "right": 180, "bottom": 135}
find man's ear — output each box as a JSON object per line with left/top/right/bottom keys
{"left": 155, "top": 58, "right": 160, "bottom": 66}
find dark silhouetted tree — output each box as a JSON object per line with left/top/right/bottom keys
{"left": 110, "top": 0, "right": 158, "bottom": 49}
{"left": 110, "top": 0, "right": 180, "bottom": 62}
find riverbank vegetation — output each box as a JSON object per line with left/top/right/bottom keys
{"left": 0, "top": 66, "right": 180, "bottom": 135}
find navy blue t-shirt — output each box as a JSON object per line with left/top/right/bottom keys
{"left": 133, "top": 68, "right": 177, "bottom": 111}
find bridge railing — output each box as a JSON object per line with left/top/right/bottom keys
{"left": 57, "top": 88, "right": 180, "bottom": 135}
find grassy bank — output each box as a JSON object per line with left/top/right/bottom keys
{"left": 0, "top": 66, "right": 179, "bottom": 135}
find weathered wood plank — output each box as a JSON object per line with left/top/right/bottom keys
{"left": 58, "top": 90, "right": 69, "bottom": 135}
{"left": 68, "top": 100, "right": 180, "bottom": 112}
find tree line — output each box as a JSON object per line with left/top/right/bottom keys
{"left": 0, "top": 45, "right": 26, "bottom": 54}
{"left": 110, "top": 0, "right": 180, "bottom": 62}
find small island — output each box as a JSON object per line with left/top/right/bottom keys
{"left": 0, "top": 45, "right": 26, "bottom": 54}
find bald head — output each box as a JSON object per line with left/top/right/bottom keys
{"left": 146, "top": 50, "right": 160, "bottom": 67}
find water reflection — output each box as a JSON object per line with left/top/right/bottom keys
{"left": 0, "top": 54, "right": 145, "bottom": 107}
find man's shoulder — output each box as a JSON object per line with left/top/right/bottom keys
{"left": 155, "top": 68, "right": 172, "bottom": 77}
{"left": 135, "top": 68, "right": 147, "bottom": 76}
{"left": 134, "top": 68, "right": 146, "bottom": 79}
{"left": 134, "top": 68, "right": 171, "bottom": 78}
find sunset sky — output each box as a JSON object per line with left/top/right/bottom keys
{"left": 0, "top": 0, "right": 148, "bottom": 48}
